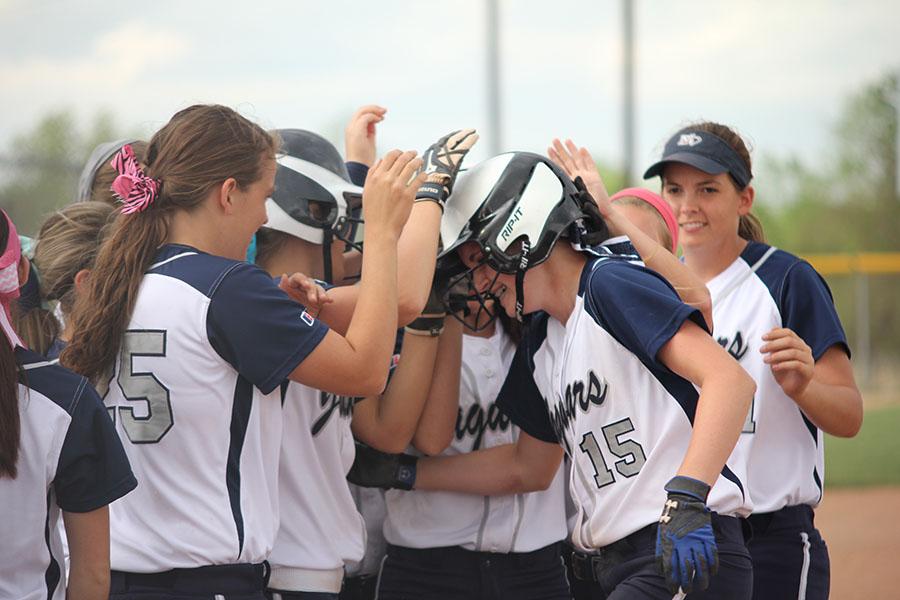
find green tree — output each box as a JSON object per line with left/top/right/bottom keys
{"left": 758, "top": 71, "right": 900, "bottom": 363}
{"left": 0, "top": 109, "right": 124, "bottom": 236}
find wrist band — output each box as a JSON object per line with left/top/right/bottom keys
{"left": 404, "top": 316, "right": 445, "bottom": 337}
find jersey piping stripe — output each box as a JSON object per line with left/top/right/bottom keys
{"left": 148, "top": 251, "right": 197, "bottom": 271}
{"left": 43, "top": 489, "right": 61, "bottom": 600}
{"left": 22, "top": 359, "right": 57, "bottom": 371}
{"left": 227, "top": 375, "right": 254, "bottom": 557}
{"left": 717, "top": 245, "right": 777, "bottom": 304}
{"left": 797, "top": 531, "right": 811, "bottom": 600}
{"left": 510, "top": 493, "right": 526, "bottom": 550}
{"left": 475, "top": 496, "right": 490, "bottom": 549}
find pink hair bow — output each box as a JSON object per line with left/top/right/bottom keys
{"left": 110, "top": 144, "right": 160, "bottom": 214}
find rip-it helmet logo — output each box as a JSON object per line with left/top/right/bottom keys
{"left": 677, "top": 133, "right": 703, "bottom": 147}
{"left": 500, "top": 204, "right": 525, "bottom": 243}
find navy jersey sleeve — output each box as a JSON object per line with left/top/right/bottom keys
{"left": 345, "top": 161, "right": 369, "bottom": 187}
{"left": 584, "top": 260, "right": 707, "bottom": 366}
{"left": 207, "top": 262, "right": 329, "bottom": 394}
{"left": 54, "top": 382, "right": 137, "bottom": 513}
{"left": 496, "top": 316, "right": 559, "bottom": 444}
{"left": 780, "top": 261, "right": 849, "bottom": 360}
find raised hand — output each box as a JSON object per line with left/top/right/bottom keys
{"left": 416, "top": 128, "right": 479, "bottom": 210}
{"left": 548, "top": 138, "right": 613, "bottom": 218}
{"left": 363, "top": 150, "right": 426, "bottom": 240}
{"left": 761, "top": 327, "right": 815, "bottom": 399}
{"left": 345, "top": 105, "right": 386, "bottom": 167}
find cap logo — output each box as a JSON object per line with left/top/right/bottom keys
{"left": 677, "top": 133, "right": 703, "bottom": 147}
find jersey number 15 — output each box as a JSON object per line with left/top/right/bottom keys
{"left": 106, "top": 330, "right": 174, "bottom": 444}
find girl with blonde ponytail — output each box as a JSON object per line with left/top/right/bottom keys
{"left": 13, "top": 201, "right": 115, "bottom": 357}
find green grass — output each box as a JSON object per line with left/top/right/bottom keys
{"left": 825, "top": 404, "right": 900, "bottom": 487}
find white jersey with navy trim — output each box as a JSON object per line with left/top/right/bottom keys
{"left": 267, "top": 381, "right": 365, "bottom": 588}
{"left": 105, "top": 243, "right": 328, "bottom": 572}
{"left": 708, "top": 241, "right": 848, "bottom": 513}
{"left": 385, "top": 325, "right": 567, "bottom": 553}
{"left": 0, "top": 347, "right": 135, "bottom": 600}
{"left": 497, "top": 256, "right": 750, "bottom": 551}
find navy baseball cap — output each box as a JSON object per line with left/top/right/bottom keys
{"left": 643, "top": 128, "right": 752, "bottom": 188}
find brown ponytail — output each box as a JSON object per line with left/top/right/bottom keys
{"left": 738, "top": 213, "right": 766, "bottom": 244}
{"left": 0, "top": 216, "right": 21, "bottom": 479}
{"left": 690, "top": 121, "right": 766, "bottom": 243}
{"left": 13, "top": 202, "right": 116, "bottom": 354}
{"left": 61, "top": 105, "right": 277, "bottom": 385}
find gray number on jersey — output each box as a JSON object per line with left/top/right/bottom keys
{"left": 115, "top": 329, "right": 173, "bottom": 444}
{"left": 579, "top": 417, "right": 647, "bottom": 489}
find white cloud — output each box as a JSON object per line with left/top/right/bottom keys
{"left": 0, "top": 20, "right": 189, "bottom": 90}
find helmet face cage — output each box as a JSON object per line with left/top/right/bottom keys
{"left": 443, "top": 258, "right": 504, "bottom": 332}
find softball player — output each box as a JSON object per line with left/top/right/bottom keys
{"left": 252, "top": 122, "right": 472, "bottom": 600}
{"left": 59, "top": 104, "right": 423, "bottom": 600}
{"left": 375, "top": 295, "right": 571, "bottom": 600}
{"left": 370, "top": 152, "right": 757, "bottom": 598}
{"left": 0, "top": 209, "right": 136, "bottom": 600}
{"left": 13, "top": 201, "right": 116, "bottom": 359}
{"left": 644, "top": 122, "right": 862, "bottom": 600}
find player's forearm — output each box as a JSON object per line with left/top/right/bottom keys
{"left": 609, "top": 209, "right": 713, "bottom": 330}
{"left": 793, "top": 377, "right": 862, "bottom": 437}
{"left": 63, "top": 508, "right": 110, "bottom": 600}
{"left": 412, "top": 319, "right": 463, "bottom": 455}
{"left": 354, "top": 333, "right": 440, "bottom": 453}
{"left": 676, "top": 366, "right": 754, "bottom": 486}
{"left": 416, "top": 443, "right": 538, "bottom": 495}
{"left": 342, "top": 234, "right": 400, "bottom": 388}
{"left": 396, "top": 202, "right": 442, "bottom": 326}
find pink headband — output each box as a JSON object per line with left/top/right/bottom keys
{"left": 610, "top": 187, "right": 679, "bottom": 253}
{"left": 110, "top": 144, "right": 159, "bottom": 214}
{"left": 0, "top": 209, "right": 23, "bottom": 347}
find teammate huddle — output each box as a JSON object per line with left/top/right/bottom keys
{"left": 0, "top": 103, "right": 861, "bottom": 600}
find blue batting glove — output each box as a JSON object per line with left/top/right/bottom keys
{"left": 655, "top": 475, "right": 719, "bottom": 594}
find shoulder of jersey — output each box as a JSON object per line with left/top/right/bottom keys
{"left": 147, "top": 247, "right": 265, "bottom": 298}
{"left": 743, "top": 241, "right": 802, "bottom": 269}
{"left": 16, "top": 346, "right": 93, "bottom": 415}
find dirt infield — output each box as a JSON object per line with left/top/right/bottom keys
{"left": 815, "top": 486, "right": 900, "bottom": 599}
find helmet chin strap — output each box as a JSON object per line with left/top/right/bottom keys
{"left": 514, "top": 240, "right": 531, "bottom": 323}
{"left": 322, "top": 228, "right": 333, "bottom": 285}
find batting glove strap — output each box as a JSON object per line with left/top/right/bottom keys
{"left": 663, "top": 475, "right": 711, "bottom": 502}
{"left": 416, "top": 180, "right": 449, "bottom": 203}
{"left": 346, "top": 443, "right": 418, "bottom": 491}
{"left": 655, "top": 482, "right": 719, "bottom": 594}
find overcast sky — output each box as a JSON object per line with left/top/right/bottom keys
{"left": 1, "top": 0, "right": 898, "bottom": 186}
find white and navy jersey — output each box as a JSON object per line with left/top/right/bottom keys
{"left": 344, "top": 485, "right": 388, "bottom": 577}
{"left": 708, "top": 241, "right": 848, "bottom": 513}
{"left": 385, "top": 326, "right": 567, "bottom": 553}
{"left": 267, "top": 381, "right": 364, "bottom": 586}
{"left": 269, "top": 329, "right": 403, "bottom": 589}
{"left": 0, "top": 347, "right": 135, "bottom": 600}
{"left": 105, "top": 244, "right": 328, "bottom": 573}
{"left": 498, "top": 256, "right": 750, "bottom": 551}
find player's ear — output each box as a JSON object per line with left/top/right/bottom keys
{"left": 73, "top": 269, "right": 91, "bottom": 294}
{"left": 737, "top": 185, "right": 754, "bottom": 216}
{"left": 216, "top": 178, "right": 239, "bottom": 215}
